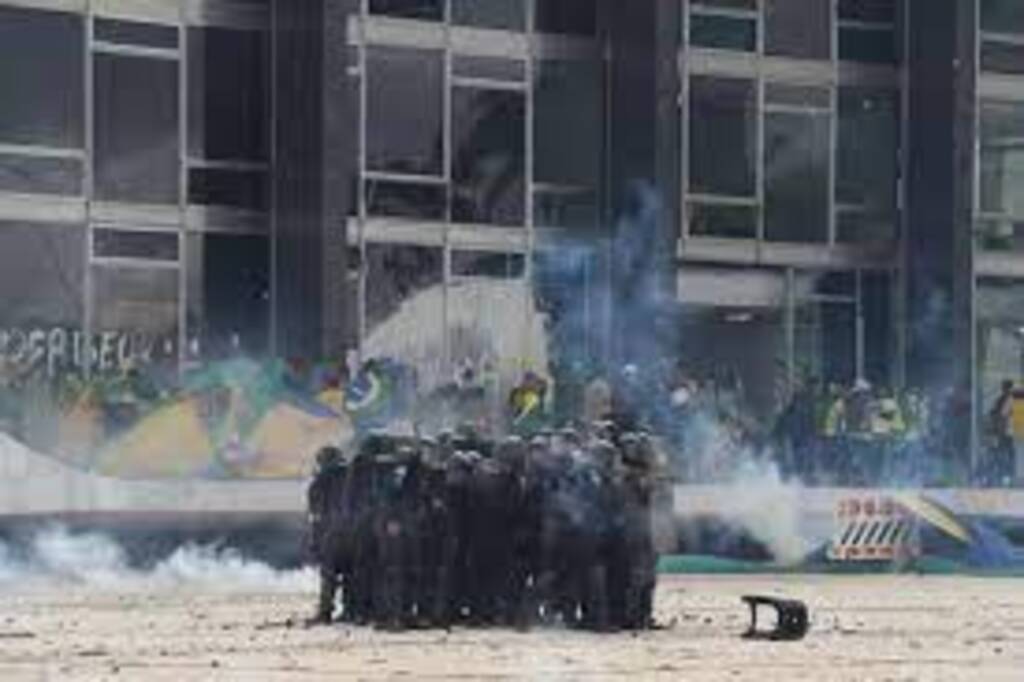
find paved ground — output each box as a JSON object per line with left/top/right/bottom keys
{"left": 0, "top": 575, "right": 1021, "bottom": 681}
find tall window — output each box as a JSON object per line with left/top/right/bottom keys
{"left": 364, "top": 46, "right": 445, "bottom": 221}
{"left": 534, "top": 58, "right": 603, "bottom": 230}
{"left": 0, "top": 7, "right": 84, "bottom": 197}
{"left": 0, "top": 222, "right": 84, "bottom": 340}
{"left": 188, "top": 26, "right": 269, "bottom": 211}
{"left": 981, "top": 0, "right": 1024, "bottom": 74}
{"left": 93, "top": 21, "right": 181, "bottom": 205}
{"left": 837, "top": 87, "right": 899, "bottom": 244}
{"left": 764, "top": 84, "right": 830, "bottom": 243}
{"left": 363, "top": 244, "right": 445, "bottom": 385}
{"left": 688, "top": 76, "right": 757, "bottom": 239}
{"left": 979, "top": 100, "right": 1024, "bottom": 251}
{"left": 451, "top": 87, "right": 526, "bottom": 227}
{"left": 90, "top": 265, "right": 180, "bottom": 372}
{"left": 186, "top": 234, "right": 269, "bottom": 359}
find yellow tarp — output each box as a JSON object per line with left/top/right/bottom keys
{"left": 230, "top": 403, "right": 352, "bottom": 479}
{"left": 97, "top": 399, "right": 215, "bottom": 478}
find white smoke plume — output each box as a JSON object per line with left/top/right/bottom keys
{"left": 669, "top": 409, "right": 813, "bottom": 565}
{"left": 0, "top": 525, "right": 315, "bottom": 593}
{"left": 714, "top": 459, "right": 811, "bottom": 565}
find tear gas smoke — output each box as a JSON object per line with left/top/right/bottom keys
{"left": 713, "top": 459, "right": 811, "bottom": 565}
{"left": 539, "top": 183, "right": 814, "bottom": 564}
{"left": 0, "top": 525, "right": 315, "bottom": 593}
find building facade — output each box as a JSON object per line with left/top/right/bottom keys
{"left": 0, "top": 0, "right": 1019, "bottom": 472}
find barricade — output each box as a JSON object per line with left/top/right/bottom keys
{"left": 827, "top": 495, "right": 919, "bottom": 562}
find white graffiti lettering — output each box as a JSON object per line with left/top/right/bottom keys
{"left": 0, "top": 326, "right": 173, "bottom": 377}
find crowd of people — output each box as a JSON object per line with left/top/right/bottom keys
{"left": 773, "top": 378, "right": 934, "bottom": 485}
{"left": 306, "top": 425, "right": 669, "bottom": 632}
{"left": 495, "top": 364, "right": 958, "bottom": 486}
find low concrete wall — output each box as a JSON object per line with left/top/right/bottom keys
{"left": 5, "top": 434, "right": 1024, "bottom": 559}
{"left": 0, "top": 434, "right": 304, "bottom": 516}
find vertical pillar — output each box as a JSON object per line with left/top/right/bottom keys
{"left": 270, "top": 0, "right": 325, "bottom": 359}
{"left": 905, "top": 0, "right": 977, "bottom": 476}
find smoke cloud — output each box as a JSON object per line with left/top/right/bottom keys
{"left": 0, "top": 525, "right": 315, "bottom": 593}
{"left": 714, "top": 460, "right": 811, "bottom": 565}
{"left": 537, "top": 183, "right": 814, "bottom": 564}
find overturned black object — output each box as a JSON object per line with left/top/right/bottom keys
{"left": 741, "top": 595, "right": 809, "bottom": 641}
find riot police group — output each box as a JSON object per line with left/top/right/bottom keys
{"left": 306, "top": 424, "right": 664, "bottom": 632}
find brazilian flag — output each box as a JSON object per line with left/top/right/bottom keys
{"left": 345, "top": 361, "right": 396, "bottom": 430}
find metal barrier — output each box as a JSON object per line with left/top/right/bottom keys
{"left": 827, "top": 495, "right": 919, "bottom": 562}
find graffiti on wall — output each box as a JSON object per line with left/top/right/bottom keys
{"left": 0, "top": 327, "right": 174, "bottom": 377}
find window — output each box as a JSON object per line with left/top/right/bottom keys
{"left": 764, "top": 0, "right": 831, "bottom": 60}
{"left": 365, "top": 179, "right": 446, "bottom": 220}
{"left": 188, "top": 27, "right": 268, "bottom": 162}
{"left": 689, "top": 203, "right": 757, "bottom": 239}
{"left": 532, "top": 247, "right": 605, "bottom": 369}
{"left": 977, "top": 278, "right": 1024, "bottom": 429}
{"left": 838, "top": 0, "right": 897, "bottom": 64}
{"left": 448, "top": 251, "right": 532, "bottom": 377}
{"left": 689, "top": 13, "right": 757, "bottom": 52}
{"left": 836, "top": 210, "right": 895, "bottom": 245}
{"left": 838, "top": 88, "right": 898, "bottom": 208}
{"left": 0, "top": 7, "right": 83, "bottom": 149}
{"left": 451, "top": 251, "right": 526, "bottom": 278}
{"left": 90, "top": 266, "right": 179, "bottom": 371}
{"left": 980, "top": 101, "right": 1024, "bottom": 217}
{"left": 93, "top": 54, "right": 180, "bottom": 204}
{"left": 981, "top": 41, "right": 1024, "bottom": 75}
{"left": 535, "top": 0, "right": 597, "bottom": 36}
{"left": 534, "top": 59, "right": 603, "bottom": 229}
{"left": 981, "top": 0, "right": 1024, "bottom": 35}
{"left": 534, "top": 187, "right": 600, "bottom": 231}
{"left": 979, "top": 101, "right": 1024, "bottom": 250}
{"left": 692, "top": 0, "right": 757, "bottom": 8}
{"left": 452, "top": 87, "right": 526, "bottom": 226}
{"left": 363, "top": 245, "right": 444, "bottom": 381}
{"left": 451, "top": 0, "right": 526, "bottom": 31}
{"left": 365, "top": 47, "right": 444, "bottom": 176}
{"left": 839, "top": 0, "right": 896, "bottom": 23}
{"left": 837, "top": 87, "right": 898, "bottom": 244}
{"left": 977, "top": 218, "right": 1024, "bottom": 252}
{"left": 689, "top": 76, "right": 756, "bottom": 197}
{"left": 94, "top": 19, "right": 178, "bottom": 49}
{"left": 186, "top": 234, "right": 269, "bottom": 359}
{"left": 0, "top": 155, "right": 81, "bottom": 196}
{"left": 453, "top": 55, "right": 526, "bottom": 82}
{"left": 0, "top": 222, "right": 84, "bottom": 378}
{"left": 368, "top": 0, "right": 444, "bottom": 21}
{"left": 838, "top": 27, "right": 897, "bottom": 64}
{"left": 764, "top": 110, "right": 830, "bottom": 243}
{"left": 0, "top": 222, "right": 84, "bottom": 331}
{"left": 94, "top": 229, "right": 179, "bottom": 261}
{"left": 189, "top": 168, "right": 267, "bottom": 211}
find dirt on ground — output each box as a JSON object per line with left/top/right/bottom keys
{"left": 0, "top": 575, "right": 1021, "bottom": 681}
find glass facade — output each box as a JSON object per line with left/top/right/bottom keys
{"left": 12, "top": 0, "right": 1024, "bottom": 488}
{"left": 347, "top": 0, "right": 605, "bottom": 394}
{"left": 0, "top": 6, "right": 84, "bottom": 150}
{"left": 981, "top": 0, "right": 1024, "bottom": 75}
{"left": 0, "top": 0, "right": 270, "bottom": 381}
{"left": 684, "top": 0, "right": 902, "bottom": 248}
{"left": 93, "top": 52, "right": 180, "bottom": 205}
{"left": 763, "top": 92, "right": 830, "bottom": 243}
